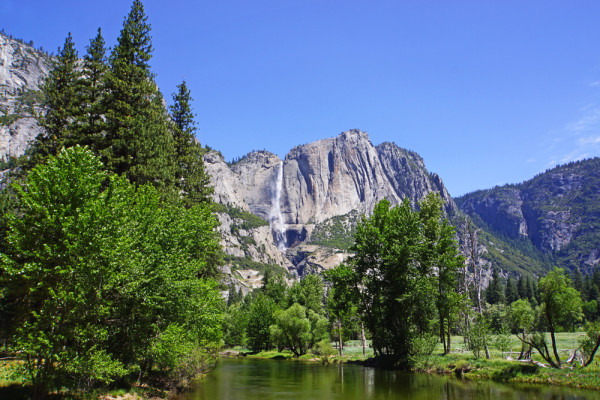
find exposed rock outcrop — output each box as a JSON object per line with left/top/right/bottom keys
{"left": 205, "top": 129, "right": 456, "bottom": 276}
{"left": 457, "top": 158, "right": 600, "bottom": 272}
{"left": 0, "top": 33, "right": 51, "bottom": 160}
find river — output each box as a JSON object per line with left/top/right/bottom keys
{"left": 179, "top": 358, "right": 597, "bottom": 400}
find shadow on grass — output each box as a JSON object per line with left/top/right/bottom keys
{"left": 0, "top": 384, "right": 32, "bottom": 400}
{"left": 492, "top": 363, "right": 539, "bottom": 381}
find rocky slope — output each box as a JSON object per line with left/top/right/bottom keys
{"left": 457, "top": 158, "right": 600, "bottom": 273}
{"left": 0, "top": 33, "right": 51, "bottom": 161}
{"left": 205, "top": 129, "right": 458, "bottom": 277}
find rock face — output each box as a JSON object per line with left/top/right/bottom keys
{"left": 0, "top": 33, "right": 51, "bottom": 160}
{"left": 205, "top": 129, "right": 457, "bottom": 276}
{"left": 281, "top": 130, "right": 456, "bottom": 226}
{"left": 457, "top": 158, "right": 600, "bottom": 272}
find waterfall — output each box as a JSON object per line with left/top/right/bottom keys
{"left": 270, "top": 161, "right": 287, "bottom": 251}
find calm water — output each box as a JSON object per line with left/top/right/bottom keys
{"left": 180, "top": 358, "right": 598, "bottom": 400}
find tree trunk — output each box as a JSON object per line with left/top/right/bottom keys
{"left": 549, "top": 328, "right": 561, "bottom": 367}
{"left": 447, "top": 319, "right": 451, "bottom": 353}
{"left": 583, "top": 335, "right": 600, "bottom": 367}
{"left": 440, "top": 314, "right": 447, "bottom": 354}
{"left": 338, "top": 319, "right": 343, "bottom": 357}
{"left": 361, "top": 322, "right": 366, "bottom": 356}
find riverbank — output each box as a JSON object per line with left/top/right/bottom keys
{"left": 0, "top": 359, "right": 173, "bottom": 400}
{"left": 228, "top": 333, "right": 600, "bottom": 391}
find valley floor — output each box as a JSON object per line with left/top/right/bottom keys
{"left": 231, "top": 333, "right": 600, "bottom": 391}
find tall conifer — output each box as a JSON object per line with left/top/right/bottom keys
{"left": 104, "top": 0, "right": 175, "bottom": 190}
{"left": 169, "top": 80, "right": 212, "bottom": 206}
{"left": 74, "top": 27, "right": 107, "bottom": 151}
{"left": 32, "top": 33, "right": 80, "bottom": 164}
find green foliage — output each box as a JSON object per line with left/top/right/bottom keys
{"left": 324, "top": 264, "right": 361, "bottom": 355}
{"left": 102, "top": 0, "right": 176, "bottom": 192}
{"left": 223, "top": 303, "right": 248, "bottom": 347}
{"left": 510, "top": 299, "right": 535, "bottom": 335}
{"left": 311, "top": 339, "right": 336, "bottom": 362}
{"left": 457, "top": 157, "right": 600, "bottom": 274}
{"left": 74, "top": 27, "right": 107, "bottom": 151}
{"left": 150, "top": 324, "right": 219, "bottom": 390}
{"left": 261, "top": 271, "right": 288, "bottom": 307}
{"left": 493, "top": 327, "right": 512, "bottom": 356}
{"left": 337, "top": 194, "right": 464, "bottom": 364}
{"left": 309, "top": 211, "right": 360, "bottom": 250}
{"left": 579, "top": 321, "right": 600, "bottom": 367}
{"left": 214, "top": 203, "right": 269, "bottom": 230}
{"left": 246, "top": 293, "right": 276, "bottom": 352}
{"left": 269, "top": 303, "right": 328, "bottom": 357}
{"left": 1, "top": 147, "right": 223, "bottom": 395}
{"left": 0, "top": 114, "right": 20, "bottom": 126}
{"left": 30, "top": 32, "right": 80, "bottom": 165}
{"left": 224, "top": 255, "right": 288, "bottom": 280}
{"left": 485, "top": 267, "right": 505, "bottom": 305}
{"left": 539, "top": 268, "right": 583, "bottom": 333}
{"left": 287, "top": 274, "right": 325, "bottom": 315}
{"left": 408, "top": 333, "right": 439, "bottom": 367}
{"left": 467, "top": 315, "right": 491, "bottom": 359}
{"left": 170, "top": 80, "right": 213, "bottom": 206}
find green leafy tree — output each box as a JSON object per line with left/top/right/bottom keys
{"left": 1, "top": 146, "right": 223, "bottom": 396}
{"left": 467, "top": 314, "right": 491, "bottom": 359}
{"left": 245, "top": 293, "right": 276, "bottom": 352}
{"left": 537, "top": 268, "right": 583, "bottom": 367}
{"left": 419, "top": 193, "right": 464, "bottom": 354}
{"left": 261, "top": 270, "right": 288, "bottom": 307}
{"left": 2, "top": 147, "right": 123, "bottom": 396}
{"left": 169, "top": 80, "right": 212, "bottom": 206}
{"left": 342, "top": 196, "right": 464, "bottom": 364}
{"left": 269, "top": 303, "right": 328, "bottom": 357}
{"left": 287, "top": 274, "right": 325, "bottom": 315}
{"left": 579, "top": 321, "right": 600, "bottom": 367}
{"left": 324, "top": 264, "right": 360, "bottom": 356}
{"left": 223, "top": 303, "right": 248, "bottom": 347}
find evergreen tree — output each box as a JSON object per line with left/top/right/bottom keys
{"left": 593, "top": 267, "right": 600, "bottom": 293}
{"left": 572, "top": 266, "right": 585, "bottom": 297}
{"left": 31, "top": 33, "right": 80, "bottom": 165}
{"left": 169, "top": 80, "right": 213, "bottom": 206}
{"left": 505, "top": 276, "right": 519, "bottom": 305}
{"left": 104, "top": 0, "right": 176, "bottom": 191}
{"left": 486, "top": 267, "right": 505, "bottom": 305}
{"left": 517, "top": 275, "right": 527, "bottom": 300}
{"left": 74, "top": 27, "right": 107, "bottom": 151}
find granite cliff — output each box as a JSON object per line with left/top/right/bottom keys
{"left": 457, "top": 158, "right": 600, "bottom": 273}
{"left": 205, "top": 129, "right": 457, "bottom": 278}
{"left": 0, "top": 33, "right": 51, "bottom": 161}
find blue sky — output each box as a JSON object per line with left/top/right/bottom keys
{"left": 2, "top": 1, "right": 600, "bottom": 196}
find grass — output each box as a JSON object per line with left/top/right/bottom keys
{"left": 226, "top": 333, "right": 600, "bottom": 391}
{"left": 415, "top": 332, "right": 600, "bottom": 391}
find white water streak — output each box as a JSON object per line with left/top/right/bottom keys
{"left": 270, "top": 161, "right": 287, "bottom": 251}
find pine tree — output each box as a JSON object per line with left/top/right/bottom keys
{"left": 104, "top": 0, "right": 176, "bottom": 190}
{"left": 31, "top": 33, "right": 80, "bottom": 165}
{"left": 74, "top": 27, "right": 107, "bottom": 151}
{"left": 169, "top": 80, "right": 212, "bottom": 206}
{"left": 517, "top": 275, "right": 527, "bottom": 300}
{"left": 485, "top": 267, "right": 505, "bottom": 305}
{"left": 505, "top": 276, "right": 519, "bottom": 305}
{"left": 572, "top": 266, "right": 584, "bottom": 297}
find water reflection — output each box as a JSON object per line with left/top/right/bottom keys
{"left": 179, "top": 358, "right": 597, "bottom": 400}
